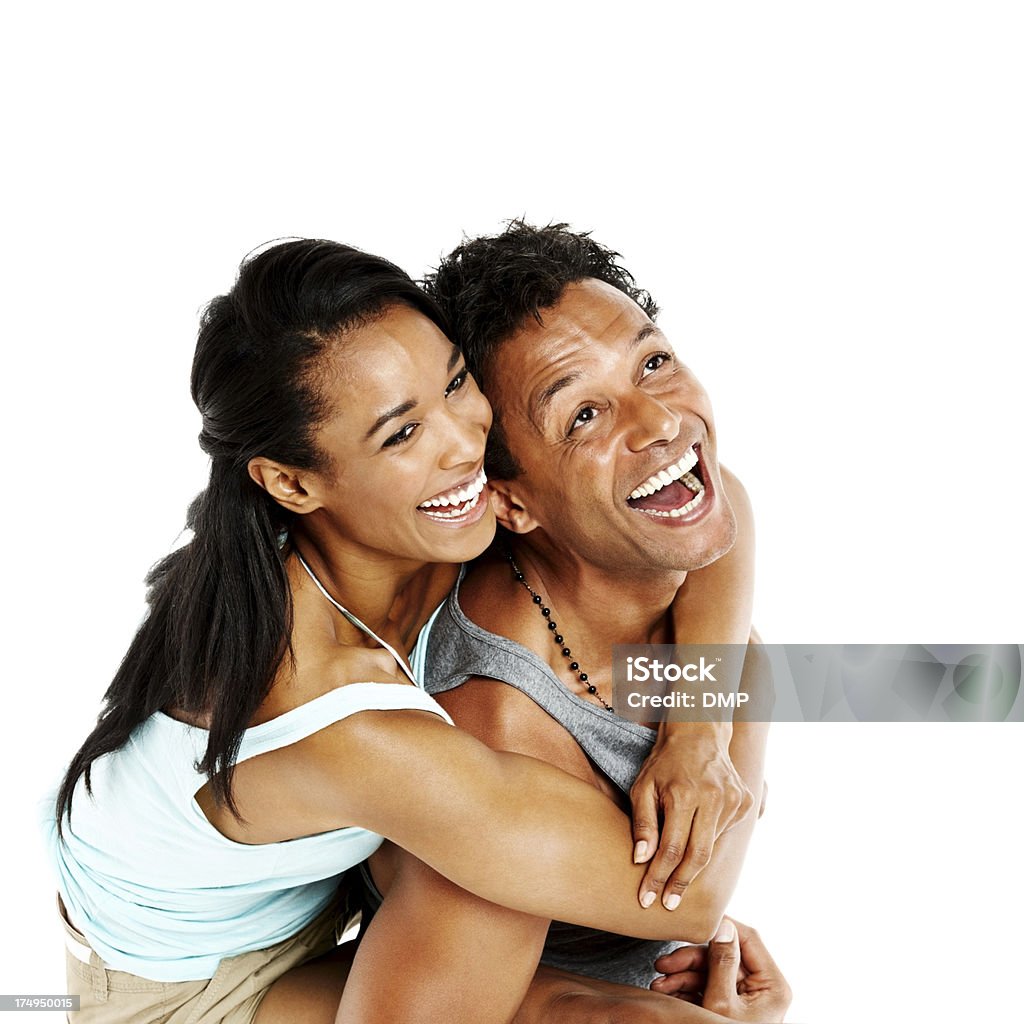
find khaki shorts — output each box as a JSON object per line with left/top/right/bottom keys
{"left": 59, "top": 891, "right": 356, "bottom": 1024}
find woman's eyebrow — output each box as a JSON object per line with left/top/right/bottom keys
{"left": 363, "top": 350, "right": 463, "bottom": 441}
{"left": 364, "top": 399, "right": 417, "bottom": 440}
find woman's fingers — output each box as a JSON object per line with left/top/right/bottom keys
{"left": 631, "top": 779, "right": 661, "bottom": 869}
{"left": 637, "top": 797, "right": 697, "bottom": 909}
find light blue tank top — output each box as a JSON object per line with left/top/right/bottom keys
{"left": 43, "top": 605, "right": 450, "bottom": 982}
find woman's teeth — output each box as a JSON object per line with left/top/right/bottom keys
{"left": 628, "top": 446, "right": 700, "bottom": 500}
{"left": 418, "top": 469, "right": 487, "bottom": 520}
{"left": 419, "top": 490, "right": 483, "bottom": 519}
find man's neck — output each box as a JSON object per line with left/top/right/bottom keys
{"left": 505, "top": 535, "right": 686, "bottom": 647}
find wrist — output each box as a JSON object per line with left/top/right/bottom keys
{"left": 658, "top": 720, "right": 733, "bottom": 752}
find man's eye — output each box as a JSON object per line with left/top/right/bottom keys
{"left": 445, "top": 368, "right": 469, "bottom": 397}
{"left": 382, "top": 423, "right": 419, "bottom": 448}
{"left": 641, "top": 352, "right": 672, "bottom": 377}
{"left": 568, "top": 407, "right": 599, "bottom": 434}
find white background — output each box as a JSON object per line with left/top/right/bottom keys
{"left": 3, "top": 3, "right": 1022, "bottom": 1022}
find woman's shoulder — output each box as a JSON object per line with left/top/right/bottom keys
{"left": 260, "top": 643, "right": 412, "bottom": 722}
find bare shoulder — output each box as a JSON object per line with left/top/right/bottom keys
{"left": 258, "top": 644, "right": 409, "bottom": 721}
{"left": 458, "top": 553, "right": 536, "bottom": 639}
{"left": 437, "top": 678, "right": 603, "bottom": 787}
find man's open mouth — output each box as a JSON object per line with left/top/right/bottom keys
{"left": 625, "top": 443, "right": 707, "bottom": 518}
{"left": 417, "top": 468, "right": 488, "bottom": 521}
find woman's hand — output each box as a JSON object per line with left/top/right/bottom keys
{"left": 631, "top": 723, "right": 755, "bottom": 909}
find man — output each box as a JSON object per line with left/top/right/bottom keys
{"left": 353, "top": 223, "right": 775, "bottom": 1022}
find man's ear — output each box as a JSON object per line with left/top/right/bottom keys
{"left": 248, "top": 458, "right": 323, "bottom": 514}
{"left": 488, "top": 478, "right": 540, "bottom": 535}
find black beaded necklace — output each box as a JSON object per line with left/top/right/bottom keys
{"left": 506, "top": 551, "right": 614, "bottom": 712}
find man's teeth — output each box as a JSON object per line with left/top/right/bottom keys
{"left": 628, "top": 447, "right": 701, "bottom": 500}
{"left": 637, "top": 487, "right": 707, "bottom": 518}
{"left": 418, "top": 470, "right": 487, "bottom": 518}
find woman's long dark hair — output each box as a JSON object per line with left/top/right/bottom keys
{"left": 56, "top": 239, "right": 447, "bottom": 835}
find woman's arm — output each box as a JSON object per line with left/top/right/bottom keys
{"left": 671, "top": 466, "right": 756, "bottom": 648}
{"left": 334, "top": 707, "right": 767, "bottom": 1024}
{"left": 631, "top": 466, "right": 759, "bottom": 899}
{"left": 261, "top": 696, "right": 768, "bottom": 942}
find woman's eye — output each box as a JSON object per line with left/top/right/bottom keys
{"left": 568, "top": 406, "right": 599, "bottom": 434}
{"left": 445, "top": 368, "right": 469, "bottom": 397}
{"left": 382, "top": 423, "right": 419, "bottom": 448}
{"left": 641, "top": 352, "right": 672, "bottom": 378}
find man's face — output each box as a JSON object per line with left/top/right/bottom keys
{"left": 488, "top": 278, "right": 736, "bottom": 575}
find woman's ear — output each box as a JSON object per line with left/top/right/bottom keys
{"left": 247, "top": 458, "right": 323, "bottom": 514}
{"left": 487, "top": 478, "right": 540, "bottom": 535}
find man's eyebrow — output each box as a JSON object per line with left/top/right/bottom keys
{"left": 630, "top": 324, "right": 661, "bottom": 349}
{"left": 447, "top": 346, "right": 463, "bottom": 372}
{"left": 364, "top": 399, "right": 417, "bottom": 441}
{"left": 531, "top": 327, "right": 662, "bottom": 425}
{"left": 532, "top": 371, "right": 583, "bottom": 425}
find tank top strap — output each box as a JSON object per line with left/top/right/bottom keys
{"left": 235, "top": 682, "right": 454, "bottom": 762}
{"left": 295, "top": 552, "right": 417, "bottom": 685}
{"left": 423, "top": 570, "right": 654, "bottom": 795}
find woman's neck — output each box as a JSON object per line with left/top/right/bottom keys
{"left": 288, "top": 526, "right": 425, "bottom": 636}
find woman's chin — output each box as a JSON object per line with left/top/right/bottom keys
{"left": 415, "top": 502, "right": 496, "bottom": 563}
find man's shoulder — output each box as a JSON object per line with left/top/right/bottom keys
{"left": 434, "top": 676, "right": 556, "bottom": 744}
{"left": 435, "top": 678, "right": 603, "bottom": 785}
{"left": 424, "top": 558, "right": 552, "bottom": 693}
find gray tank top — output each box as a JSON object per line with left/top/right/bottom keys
{"left": 423, "top": 570, "right": 682, "bottom": 988}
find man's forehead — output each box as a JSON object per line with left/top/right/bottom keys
{"left": 497, "top": 280, "right": 649, "bottom": 373}
{"left": 516, "top": 278, "right": 646, "bottom": 346}
{"left": 491, "top": 279, "right": 657, "bottom": 422}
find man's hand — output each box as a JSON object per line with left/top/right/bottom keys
{"left": 630, "top": 723, "right": 755, "bottom": 909}
{"left": 652, "top": 918, "right": 792, "bottom": 1022}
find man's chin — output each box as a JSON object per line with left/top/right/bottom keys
{"left": 653, "top": 507, "right": 738, "bottom": 573}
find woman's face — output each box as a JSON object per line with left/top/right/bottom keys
{"left": 304, "top": 304, "right": 495, "bottom": 566}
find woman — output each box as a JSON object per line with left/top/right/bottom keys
{"left": 46, "top": 239, "right": 780, "bottom": 1024}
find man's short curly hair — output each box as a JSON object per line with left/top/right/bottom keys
{"left": 425, "top": 220, "right": 659, "bottom": 480}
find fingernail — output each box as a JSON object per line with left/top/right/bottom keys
{"left": 633, "top": 840, "right": 649, "bottom": 863}
{"left": 641, "top": 890, "right": 656, "bottom": 908}
{"left": 664, "top": 893, "right": 681, "bottom": 911}
{"left": 714, "top": 919, "right": 736, "bottom": 943}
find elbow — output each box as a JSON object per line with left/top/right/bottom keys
{"left": 673, "top": 899, "right": 725, "bottom": 945}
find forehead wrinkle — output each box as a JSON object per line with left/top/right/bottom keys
{"left": 523, "top": 323, "right": 661, "bottom": 431}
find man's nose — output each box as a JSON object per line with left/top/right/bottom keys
{"left": 622, "top": 391, "right": 682, "bottom": 452}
